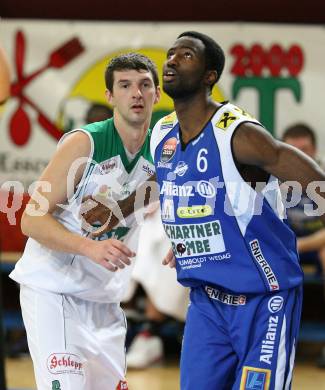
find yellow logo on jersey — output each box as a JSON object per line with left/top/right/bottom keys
{"left": 240, "top": 366, "right": 271, "bottom": 390}
{"left": 177, "top": 205, "right": 212, "bottom": 218}
{"left": 216, "top": 112, "right": 238, "bottom": 130}
{"left": 233, "top": 106, "right": 256, "bottom": 120}
{"left": 161, "top": 111, "right": 177, "bottom": 128}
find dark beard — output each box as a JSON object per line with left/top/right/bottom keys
{"left": 163, "top": 81, "right": 200, "bottom": 100}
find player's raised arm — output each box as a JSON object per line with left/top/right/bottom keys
{"left": 233, "top": 122, "right": 325, "bottom": 217}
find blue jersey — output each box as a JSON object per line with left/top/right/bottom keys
{"left": 151, "top": 103, "right": 303, "bottom": 294}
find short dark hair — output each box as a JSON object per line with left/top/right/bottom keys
{"left": 282, "top": 123, "right": 317, "bottom": 146}
{"left": 105, "top": 53, "right": 159, "bottom": 91}
{"left": 177, "top": 31, "right": 225, "bottom": 83}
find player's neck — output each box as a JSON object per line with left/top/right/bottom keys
{"left": 113, "top": 113, "right": 148, "bottom": 154}
{"left": 174, "top": 95, "right": 219, "bottom": 144}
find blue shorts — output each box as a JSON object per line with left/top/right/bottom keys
{"left": 180, "top": 285, "right": 302, "bottom": 390}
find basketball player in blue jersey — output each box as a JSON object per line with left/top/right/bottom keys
{"left": 84, "top": 33, "right": 325, "bottom": 389}
{"left": 150, "top": 32, "right": 325, "bottom": 390}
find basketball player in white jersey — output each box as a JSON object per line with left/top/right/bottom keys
{"left": 10, "top": 53, "right": 160, "bottom": 390}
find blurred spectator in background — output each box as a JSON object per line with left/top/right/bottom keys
{"left": 282, "top": 124, "right": 325, "bottom": 275}
{"left": 123, "top": 204, "right": 189, "bottom": 369}
{"left": 283, "top": 123, "right": 325, "bottom": 367}
{"left": 0, "top": 44, "right": 11, "bottom": 105}
{"left": 85, "top": 102, "right": 113, "bottom": 123}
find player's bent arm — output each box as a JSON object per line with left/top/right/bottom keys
{"left": 84, "top": 174, "right": 158, "bottom": 237}
{"left": 21, "top": 132, "right": 135, "bottom": 270}
{"left": 233, "top": 122, "right": 325, "bottom": 190}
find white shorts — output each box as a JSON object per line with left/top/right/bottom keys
{"left": 20, "top": 285, "right": 128, "bottom": 390}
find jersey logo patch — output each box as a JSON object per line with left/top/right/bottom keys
{"left": 249, "top": 239, "right": 279, "bottom": 291}
{"left": 216, "top": 112, "right": 238, "bottom": 130}
{"left": 161, "top": 111, "right": 177, "bottom": 130}
{"left": 161, "top": 137, "right": 177, "bottom": 162}
{"left": 233, "top": 106, "right": 256, "bottom": 120}
{"left": 52, "top": 380, "right": 61, "bottom": 390}
{"left": 240, "top": 366, "right": 271, "bottom": 390}
{"left": 116, "top": 380, "right": 128, "bottom": 389}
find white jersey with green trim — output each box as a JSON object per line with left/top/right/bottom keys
{"left": 10, "top": 118, "right": 154, "bottom": 302}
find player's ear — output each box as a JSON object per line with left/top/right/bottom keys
{"left": 105, "top": 89, "right": 114, "bottom": 105}
{"left": 154, "top": 86, "right": 161, "bottom": 104}
{"left": 205, "top": 70, "right": 217, "bottom": 88}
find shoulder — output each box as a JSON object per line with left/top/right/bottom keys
{"left": 211, "top": 103, "right": 260, "bottom": 133}
{"left": 58, "top": 130, "right": 92, "bottom": 156}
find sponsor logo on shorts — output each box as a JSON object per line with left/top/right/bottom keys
{"left": 116, "top": 380, "right": 128, "bottom": 390}
{"left": 174, "top": 161, "right": 188, "bottom": 176}
{"left": 47, "top": 353, "right": 84, "bottom": 375}
{"left": 240, "top": 366, "right": 271, "bottom": 390}
{"left": 52, "top": 380, "right": 61, "bottom": 390}
{"left": 205, "top": 286, "right": 246, "bottom": 306}
{"left": 260, "top": 315, "right": 279, "bottom": 365}
{"left": 249, "top": 239, "right": 279, "bottom": 291}
{"left": 268, "top": 296, "right": 284, "bottom": 313}
{"left": 161, "top": 137, "right": 177, "bottom": 162}
{"left": 177, "top": 205, "right": 212, "bottom": 218}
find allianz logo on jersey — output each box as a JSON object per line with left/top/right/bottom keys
{"left": 160, "top": 181, "right": 194, "bottom": 197}
{"left": 160, "top": 180, "right": 216, "bottom": 198}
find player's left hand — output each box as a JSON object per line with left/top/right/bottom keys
{"left": 162, "top": 248, "right": 176, "bottom": 268}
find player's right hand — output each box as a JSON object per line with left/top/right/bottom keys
{"left": 162, "top": 248, "right": 176, "bottom": 268}
{"left": 80, "top": 196, "right": 119, "bottom": 235}
{"left": 82, "top": 238, "right": 136, "bottom": 272}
